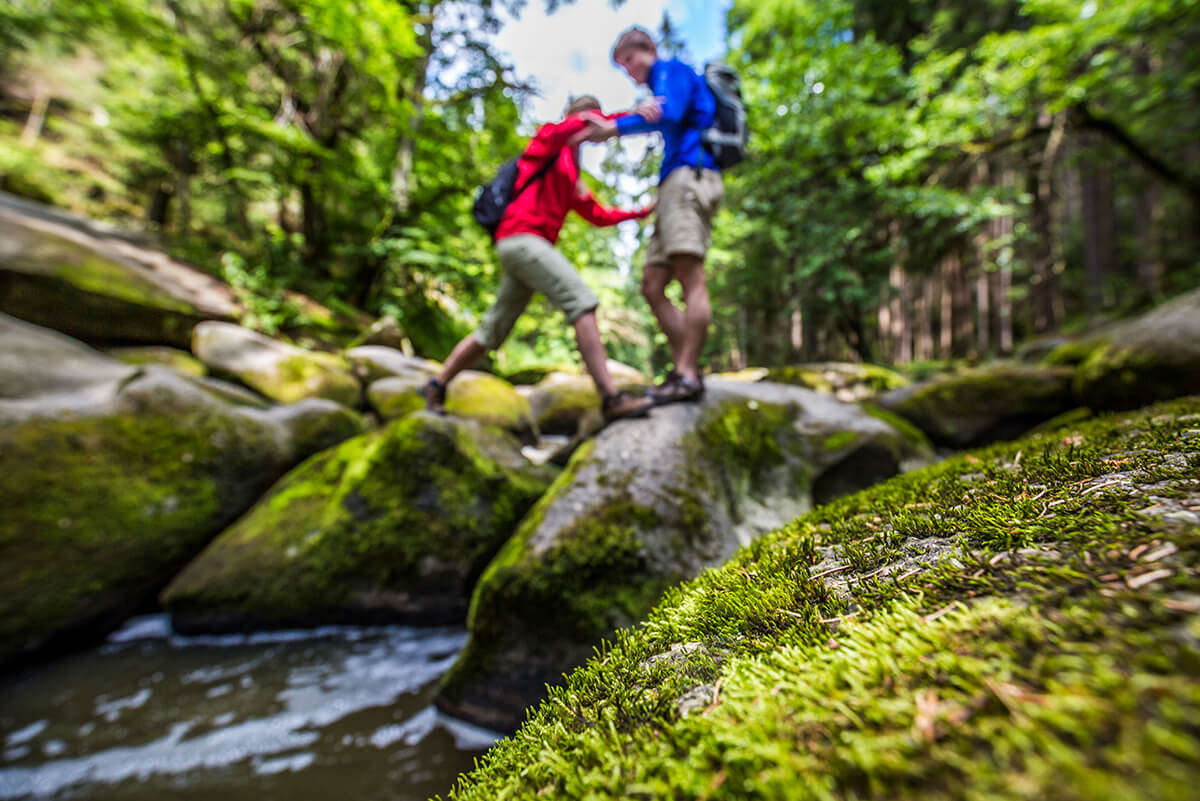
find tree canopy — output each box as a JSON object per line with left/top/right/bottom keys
{"left": 1, "top": 0, "right": 1197, "bottom": 373}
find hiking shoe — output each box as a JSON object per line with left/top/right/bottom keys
{"left": 649, "top": 374, "right": 704, "bottom": 405}
{"left": 422, "top": 377, "right": 447, "bottom": 414}
{"left": 602, "top": 390, "right": 653, "bottom": 422}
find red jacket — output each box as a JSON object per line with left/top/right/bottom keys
{"left": 494, "top": 114, "right": 649, "bottom": 244}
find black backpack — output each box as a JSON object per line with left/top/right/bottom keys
{"left": 700, "top": 62, "right": 748, "bottom": 169}
{"left": 472, "top": 149, "right": 560, "bottom": 239}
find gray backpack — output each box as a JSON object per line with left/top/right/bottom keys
{"left": 700, "top": 62, "right": 748, "bottom": 169}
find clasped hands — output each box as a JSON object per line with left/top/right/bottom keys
{"left": 569, "top": 96, "right": 664, "bottom": 146}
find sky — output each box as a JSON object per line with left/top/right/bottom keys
{"left": 492, "top": 0, "right": 731, "bottom": 126}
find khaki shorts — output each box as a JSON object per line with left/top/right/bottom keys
{"left": 473, "top": 235, "right": 599, "bottom": 349}
{"left": 645, "top": 167, "right": 723, "bottom": 269}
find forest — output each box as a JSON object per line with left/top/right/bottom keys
{"left": 2, "top": 0, "right": 1198, "bottom": 375}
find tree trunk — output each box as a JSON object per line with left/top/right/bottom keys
{"left": 148, "top": 186, "right": 172, "bottom": 227}
{"left": 21, "top": 91, "right": 50, "bottom": 146}
{"left": 938, "top": 259, "right": 953, "bottom": 359}
{"left": 1080, "top": 137, "right": 1115, "bottom": 321}
{"left": 1135, "top": 182, "right": 1164, "bottom": 303}
{"left": 301, "top": 180, "right": 329, "bottom": 268}
{"left": 975, "top": 266, "right": 990, "bottom": 355}
{"left": 1029, "top": 112, "right": 1065, "bottom": 333}
{"left": 916, "top": 277, "right": 935, "bottom": 361}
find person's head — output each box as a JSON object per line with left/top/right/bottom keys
{"left": 565, "top": 94, "right": 602, "bottom": 116}
{"left": 611, "top": 26, "right": 657, "bottom": 85}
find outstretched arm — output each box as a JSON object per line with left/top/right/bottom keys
{"left": 571, "top": 188, "right": 653, "bottom": 227}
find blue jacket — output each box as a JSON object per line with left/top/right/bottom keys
{"left": 616, "top": 58, "right": 717, "bottom": 181}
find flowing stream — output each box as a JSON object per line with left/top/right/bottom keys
{"left": 0, "top": 616, "right": 497, "bottom": 800}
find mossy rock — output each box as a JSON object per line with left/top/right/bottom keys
{"left": 875, "top": 364, "right": 1076, "bottom": 448}
{"left": 0, "top": 197, "right": 238, "bottom": 346}
{"left": 1069, "top": 289, "right": 1200, "bottom": 411}
{"left": 766, "top": 362, "right": 910, "bottom": 401}
{"left": 366, "top": 374, "right": 428, "bottom": 420}
{"left": 1, "top": 311, "right": 136, "bottom": 408}
{"left": 0, "top": 362, "right": 361, "bottom": 675}
{"left": 501, "top": 363, "right": 580, "bottom": 386}
{"left": 1041, "top": 336, "right": 1106, "bottom": 367}
{"left": 349, "top": 315, "right": 410, "bottom": 351}
{"left": 712, "top": 367, "right": 769, "bottom": 382}
{"left": 192, "top": 321, "right": 362, "bottom": 407}
{"left": 445, "top": 395, "right": 1200, "bottom": 801}
{"left": 436, "top": 378, "right": 927, "bottom": 732}
{"left": 502, "top": 360, "right": 647, "bottom": 390}
{"left": 345, "top": 345, "right": 439, "bottom": 385}
{"left": 525, "top": 372, "right": 602, "bottom": 436}
{"left": 161, "top": 413, "right": 555, "bottom": 632}
{"left": 107, "top": 346, "right": 207, "bottom": 377}
{"left": 445, "top": 370, "right": 536, "bottom": 439}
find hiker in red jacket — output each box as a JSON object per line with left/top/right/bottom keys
{"left": 423, "top": 95, "right": 655, "bottom": 422}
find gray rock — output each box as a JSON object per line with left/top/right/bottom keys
{"left": 876, "top": 365, "right": 1076, "bottom": 447}
{"left": 161, "top": 413, "right": 554, "bottom": 633}
{"left": 1071, "top": 288, "right": 1200, "bottom": 410}
{"left": 193, "top": 321, "right": 362, "bottom": 407}
{"left": 346, "top": 345, "right": 439, "bottom": 384}
{"left": 0, "top": 320, "right": 364, "bottom": 674}
{"left": 0, "top": 312, "right": 136, "bottom": 414}
{"left": 0, "top": 193, "right": 237, "bottom": 346}
{"left": 366, "top": 373, "right": 428, "bottom": 420}
{"left": 436, "top": 378, "right": 923, "bottom": 732}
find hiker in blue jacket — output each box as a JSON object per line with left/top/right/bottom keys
{"left": 583, "top": 26, "right": 723, "bottom": 404}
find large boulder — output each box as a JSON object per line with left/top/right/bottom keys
{"left": 435, "top": 378, "right": 929, "bottom": 732}
{"left": 765, "top": 362, "right": 909, "bottom": 401}
{"left": 0, "top": 192, "right": 238, "bottom": 346}
{"left": 0, "top": 315, "right": 365, "bottom": 674}
{"left": 192, "top": 321, "right": 362, "bottom": 407}
{"left": 107, "top": 345, "right": 207, "bottom": 377}
{"left": 161, "top": 414, "right": 556, "bottom": 632}
{"left": 366, "top": 374, "right": 430, "bottom": 420}
{"left": 524, "top": 364, "right": 651, "bottom": 436}
{"left": 445, "top": 370, "right": 536, "bottom": 440}
{"left": 345, "top": 345, "right": 439, "bottom": 384}
{"left": 350, "top": 315, "right": 411, "bottom": 351}
{"left": 875, "top": 365, "right": 1076, "bottom": 448}
{"left": 1, "top": 312, "right": 138, "bottom": 411}
{"left": 1065, "top": 289, "right": 1200, "bottom": 410}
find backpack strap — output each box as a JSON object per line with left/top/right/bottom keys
{"left": 512, "top": 147, "right": 563, "bottom": 202}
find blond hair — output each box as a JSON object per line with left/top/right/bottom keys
{"left": 611, "top": 26, "right": 656, "bottom": 63}
{"left": 565, "top": 94, "right": 602, "bottom": 116}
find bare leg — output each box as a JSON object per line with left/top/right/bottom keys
{"left": 641, "top": 264, "right": 686, "bottom": 368}
{"left": 573, "top": 310, "right": 616, "bottom": 397}
{"left": 671, "top": 253, "right": 710, "bottom": 383}
{"left": 436, "top": 334, "right": 488, "bottom": 387}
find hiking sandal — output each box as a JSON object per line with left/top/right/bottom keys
{"left": 649, "top": 375, "right": 704, "bottom": 405}
{"left": 602, "top": 390, "right": 653, "bottom": 422}
{"left": 422, "top": 377, "right": 447, "bottom": 414}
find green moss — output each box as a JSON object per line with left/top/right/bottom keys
{"left": 765, "top": 366, "right": 833, "bottom": 392}
{"left": 692, "top": 398, "right": 796, "bottom": 477}
{"left": 823, "top": 430, "right": 859, "bottom": 451}
{"left": 0, "top": 405, "right": 283, "bottom": 666}
{"left": 531, "top": 377, "right": 601, "bottom": 435}
{"left": 107, "top": 347, "right": 207, "bottom": 377}
{"left": 267, "top": 353, "right": 361, "bottom": 406}
{"left": 886, "top": 366, "right": 1076, "bottom": 447}
{"left": 161, "top": 414, "right": 551, "bottom": 627}
{"left": 1075, "top": 341, "right": 1200, "bottom": 411}
{"left": 861, "top": 402, "right": 934, "bottom": 452}
{"left": 445, "top": 372, "right": 534, "bottom": 434}
{"left": 443, "top": 395, "right": 1200, "bottom": 801}
{"left": 1041, "top": 337, "right": 1105, "bottom": 367}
